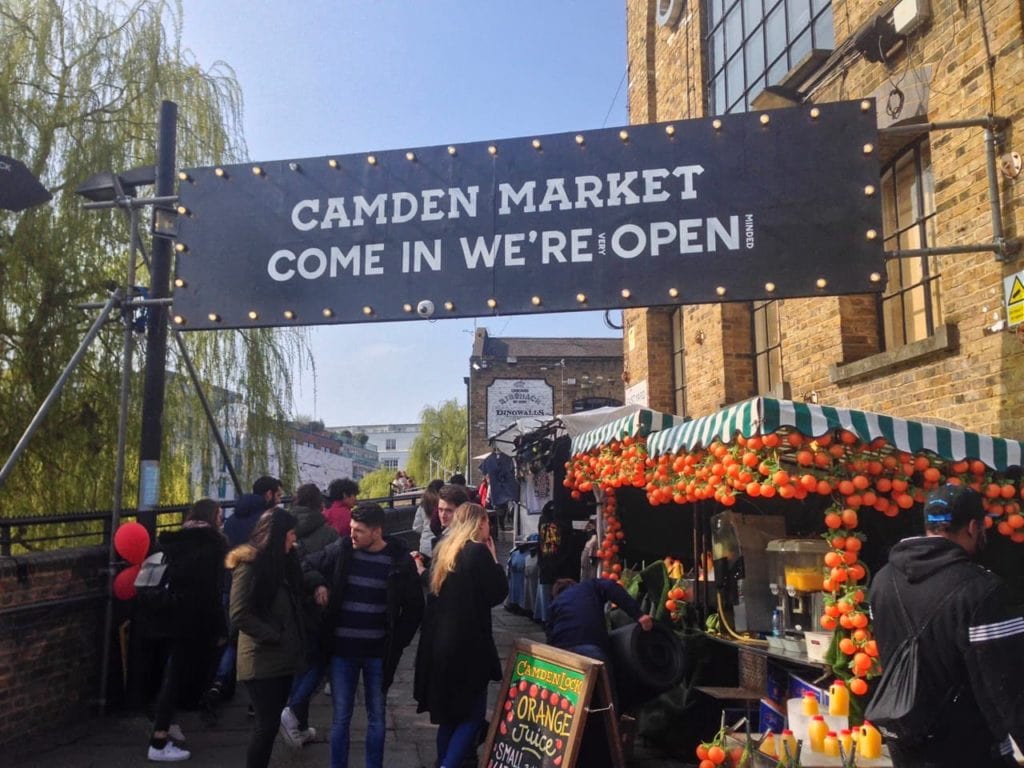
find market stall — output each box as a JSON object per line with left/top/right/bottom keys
{"left": 562, "top": 396, "right": 1024, "bottom": 765}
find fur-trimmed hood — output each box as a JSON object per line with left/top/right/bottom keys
{"left": 226, "top": 543, "right": 258, "bottom": 569}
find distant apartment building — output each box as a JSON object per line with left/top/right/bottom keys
{"left": 330, "top": 423, "right": 421, "bottom": 472}
{"left": 267, "top": 425, "right": 355, "bottom": 492}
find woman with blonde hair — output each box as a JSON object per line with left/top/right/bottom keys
{"left": 413, "top": 503, "right": 508, "bottom": 768}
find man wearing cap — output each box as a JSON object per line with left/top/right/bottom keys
{"left": 872, "top": 484, "right": 1024, "bottom": 768}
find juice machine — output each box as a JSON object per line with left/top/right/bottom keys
{"left": 710, "top": 512, "right": 786, "bottom": 634}
{"left": 766, "top": 538, "right": 828, "bottom": 636}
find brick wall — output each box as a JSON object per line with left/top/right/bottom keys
{"left": 0, "top": 547, "right": 107, "bottom": 746}
{"left": 623, "top": 0, "right": 1024, "bottom": 435}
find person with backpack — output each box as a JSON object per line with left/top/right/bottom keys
{"left": 870, "top": 484, "right": 1024, "bottom": 767}
{"left": 142, "top": 498, "right": 227, "bottom": 762}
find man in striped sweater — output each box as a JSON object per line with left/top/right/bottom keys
{"left": 872, "top": 484, "right": 1024, "bottom": 768}
{"left": 304, "top": 503, "right": 423, "bottom": 768}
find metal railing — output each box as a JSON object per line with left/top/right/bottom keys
{"left": 0, "top": 490, "right": 425, "bottom": 556}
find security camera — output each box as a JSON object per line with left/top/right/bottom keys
{"left": 416, "top": 299, "right": 435, "bottom": 318}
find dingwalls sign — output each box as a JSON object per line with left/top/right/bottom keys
{"left": 487, "top": 379, "right": 553, "bottom": 439}
{"left": 172, "top": 99, "right": 884, "bottom": 330}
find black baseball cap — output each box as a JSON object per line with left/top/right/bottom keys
{"left": 924, "top": 484, "right": 986, "bottom": 529}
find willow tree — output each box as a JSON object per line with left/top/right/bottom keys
{"left": 0, "top": 0, "right": 305, "bottom": 516}
{"left": 407, "top": 399, "right": 468, "bottom": 485}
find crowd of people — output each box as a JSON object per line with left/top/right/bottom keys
{"left": 133, "top": 471, "right": 652, "bottom": 767}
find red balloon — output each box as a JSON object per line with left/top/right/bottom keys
{"left": 114, "top": 522, "right": 150, "bottom": 565}
{"left": 113, "top": 564, "right": 141, "bottom": 601}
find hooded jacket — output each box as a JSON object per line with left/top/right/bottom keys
{"left": 293, "top": 505, "right": 339, "bottom": 557}
{"left": 226, "top": 544, "right": 305, "bottom": 681}
{"left": 302, "top": 535, "right": 423, "bottom": 691}
{"left": 872, "top": 536, "right": 1024, "bottom": 766}
{"left": 224, "top": 493, "right": 267, "bottom": 548}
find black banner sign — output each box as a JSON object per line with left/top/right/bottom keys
{"left": 172, "top": 99, "right": 883, "bottom": 330}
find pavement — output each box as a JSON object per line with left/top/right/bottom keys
{"left": 8, "top": 534, "right": 688, "bottom": 767}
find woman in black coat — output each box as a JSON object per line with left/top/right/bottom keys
{"left": 413, "top": 502, "right": 508, "bottom": 768}
{"left": 143, "top": 498, "right": 227, "bottom": 762}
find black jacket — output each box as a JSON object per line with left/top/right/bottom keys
{"left": 302, "top": 536, "right": 424, "bottom": 690}
{"left": 413, "top": 541, "right": 509, "bottom": 724}
{"left": 142, "top": 524, "right": 227, "bottom": 641}
{"left": 872, "top": 536, "right": 1024, "bottom": 766}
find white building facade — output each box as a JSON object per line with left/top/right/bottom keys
{"left": 329, "top": 423, "right": 421, "bottom": 472}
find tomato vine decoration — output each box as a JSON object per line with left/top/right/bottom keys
{"left": 566, "top": 426, "right": 1024, "bottom": 699}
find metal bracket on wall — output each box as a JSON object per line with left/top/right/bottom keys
{"left": 880, "top": 115, "right": 1021, "bottom": 262}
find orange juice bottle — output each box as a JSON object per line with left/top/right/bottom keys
{"left": 829, "top": 679, "right": 850, "bottom": 717}
{"left": 808, "top": 715, "right": 828, "bottom": 753}
{"left": 823, "top": 731, "right": 840, "bottom": 756}
{"left": 758, "top": 730, "right": 778, "bottom": 758}
{"left": 780, "top": 729, "right": 798, "bottom": 760}
{"left": 839, "top": 728, "right": 854, "bottom": 755}
{"left": 859, "top": 720, "right": 882, "bottom": 759}
{"left": 801, "top": 691, "right": 820, "bottom": 716}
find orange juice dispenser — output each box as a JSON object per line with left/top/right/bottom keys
{"left": 710, "top": 512, "right": 786, "bottom": 634}
{"left": 766, "top": 538, "right": 827, "bottom": 639}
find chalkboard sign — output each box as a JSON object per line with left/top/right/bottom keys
{"left": 480, "top": 640, "right": 623, "bottom": 768}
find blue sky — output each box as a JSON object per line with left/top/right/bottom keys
{"left": 178, "top": 1, "right": 628, "bottom": 425}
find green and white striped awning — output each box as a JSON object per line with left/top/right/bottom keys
{"left": 645, "top": 397, "right": 1024, "bottom": 472}
{"left": 570, "top": 408, "right": 685, "bottom": 455}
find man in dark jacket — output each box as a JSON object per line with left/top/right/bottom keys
{"left": 303, "top": 503, "right": 424, "bottom": 768}
{"left": 872, "top": 484, "right": 1024, "bottom": 768}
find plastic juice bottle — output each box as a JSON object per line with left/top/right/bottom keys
{"left": 801, "top": 691, "right": 820, "bottom": 716}
{"left": 759, "top": 730, "right": 777, "bottom": 758}
{"left": 859, "top": 721, "right": 882, "bottom": 759}
{"left": 839, "top": 728, "right": 854, "bottom": 755}
{"left": 808, "top": 715, "right": 828, "bottom": 753}
{"left": 829, "top": 679, "right": 850, "bottom": 717}
{"left": 780, "top": 730, "right": 798, "bottom": 760}
{"left": 823, "top": 731, "right": 840, "bottom": 756}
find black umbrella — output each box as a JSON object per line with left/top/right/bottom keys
{"left": 0, "top": 154, "right": 52, "bottom": 212}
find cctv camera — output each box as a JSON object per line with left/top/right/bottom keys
{"left": 416, "top": 299, "right": 435, "bottom": 318}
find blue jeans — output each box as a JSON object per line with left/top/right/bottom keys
{"left": 329, "top": 656, "right": 385, "bottom": 768}
{"left": 436, "top": 687, "right": 487, "bottom": 768}
{"left": 288, "top": 660, "right": 327, "bottom": 729}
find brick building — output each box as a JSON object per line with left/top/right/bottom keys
{"left": 467, "top": 328, "right": 624, "bottom": 483}
{"left": 622, "top": 0, "right": 1023, "bottom": 436}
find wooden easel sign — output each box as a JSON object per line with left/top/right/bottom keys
{"left": 480, "top": 640, "right": 623, "bottom": 768}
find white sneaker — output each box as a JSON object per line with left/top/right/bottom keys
{"left": 300, "top": 726, "right": 317, "bottom": 743}
{"left": 148, "top": 742, "right": 191, "bottom": 762}
{"left": 167, "top": 724, "right": 186, "bottom": 742}
{"left": 279, "top": 706, "right": 304, "bottom": 749}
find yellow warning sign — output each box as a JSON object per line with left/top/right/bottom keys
{"left": 1006, "top": 274, "right": 1024, "bottom": 327}
{"left": 1009, "top": 277, "right": 1024, "bottom": 305}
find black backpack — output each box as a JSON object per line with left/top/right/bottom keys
{"left": 864, "top": 571, "right": 966, "bottom": 744}
{"left": 134, "top": 551, "right": 173, "bottom": 607}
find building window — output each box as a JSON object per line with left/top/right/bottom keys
{"left": 880, "top": 139, "right": 940, "bottom": 348}
{"left": 753, "top": 299, "right": 783, "bottom": 394}
{"left": 671, "top": 309, "right": 687, "bottom": 417}
{"left": 385, "top": 438, "right": 397, "bottom": 451}
{"left": 382, "top": 458, "right": 399, "bottom": 470}
{"left": 705, "top": 0, "right": 834, "bottom": 114}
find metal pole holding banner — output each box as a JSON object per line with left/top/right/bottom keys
{"left": 98, "top": 199, "right": 141, "bottom": 711}
{"left": 0, "top": 290, "right": 122, "bottom": 488}
{"left": 136, "top": 100, "right": 177, "bottom": 535}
